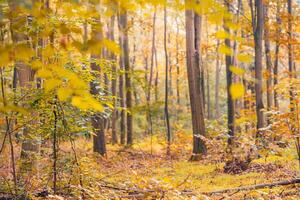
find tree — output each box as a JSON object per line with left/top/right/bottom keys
{"left": 119, "top": 11, "right": 133, "bottom": 145}
{"left": 287, "top": 0, "right": 295, "bottom": 114}
{"left": 185, "top": 1, "right": 207, "bottom": 160}
{"left": 224, "top": 1, "right": 235, "bottom": 145}
{"left": 9, "top": 0, "right": 39, "bottom": 166}
{"left": 164, "top": 6, "right": 171, "bottom": 155}
{"left": 175, "top": 17, "right": 181, "bottom": 107}
{"left": 252, "top": 0, "right": 265, "bottom": 138}
{"left": 215, "top": 26, "right": 220, "bottom": 119}
{"left": 145, "top": 7, "right": 156, "bottom": 136}
{"left": 117, "top": 13, "right": 126, "bottom": 145}
{"left": 274, "top": 0, "right": 281, "bottom": 109}
{"left": 264, "top": 1, "right": 273, "bottom": 121}
{"left": 108, "top": 15, "right": 118, "bottom": 145}
{"left": 90, "top": 19, "right": 106, "bottom": 156}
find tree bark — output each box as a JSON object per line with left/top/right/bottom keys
{"left": 273, "top": 0, "right": 281, "bottom": 109}
{"left": 253, "top": 0, "right": 265, "bottom": 137}
{"left": 194, "top": 13, "right": 205, "bottom": 117}
{"left": 264, "top": 2, "right": 273, "bottom": 120}
{"left": 164, "top": 6, "right": 171, "bottom": 155}
{"left": 224, "top": 1, "right": 235, "bottom": 145}
{"left": 117, "top": 12, "right": 126, "bottom": 145}
{"left": 90, "top": 20, "right": 106, "bottom": 156}
{"left": 108, "top": 15, "right": 118, "bottom": 145}
{"left": 175, "top": 17, "right": 180, "bottom": 107}
{"left": 119, "top": 11, "right": 133, "bottom": 145}
{"left": 185, "top": 1, "right": 207, "bottom": 160}
{"left": 154, "top": 45, "right": 159, "bottom": 102}
{"left": 288, "top": 0, "right": 295, "bottom": 114}
{"left": 9, "top": 1, "right": 39, "bottom": 166}
{"left": 215, "top": 26, "right": 220, "bottom": 119}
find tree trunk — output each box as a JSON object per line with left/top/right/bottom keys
{"left": 108, "top": 15, "right": 118, "bottom": 145}
{"left": 254, "top": 0, "right": 265, "bottom": 137}
{"left": 273, "top": 0, "right": 281, "bottom": 109}
{"left": 215, "top": 26, "right": 220, "bottom": 119}
{"left": 90, "top": 21, "right": 106, "bottom": 156}
{"left": 224, "top": 1, "right": 235, "bottom": 145}
{"left": 194, "top": 13, "right": 205, "bottom": 116}
{"left": 175, "top": 17, "right": 180, "bottom": 107}
{"left": 117, "top": 13, "right": 126, "bottom": 145}
{"left": 119, "top": 11, "right": 133, "bottom": 145}
{"left": 154, "top": 45, "right": 159, "bottom": 102}
{"left": 264, "top": 2, "right": 273, "bottom": 121}
{"left": 164, "top": 6, "right": 171, "bottom": 155}
{"left": 204, "top": 20, "right": 211, "bottom": 119}
{"left": 185, "top": 1, "right": 207, "bottom": 160}
{"left": 288, "top": 0, "right": 295, "bottom": 114}
{"left": 9, "top": 1, "right": 39, "bottom": 164}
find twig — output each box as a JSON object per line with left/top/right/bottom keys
{"left": 176, "top": 173, "right": 191, "bottom": 188}
{"left": 0, "top": 68, "right": 17, "bottom": 195}
{"left": 203, "top": 178, "right": 300, "bottom": 195}
{"left": 58, "top": 102, "right": 85, "bottom": 199}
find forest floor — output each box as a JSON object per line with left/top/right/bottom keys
{"left": 58, "top": 137, "right": 299, "bottom": 199}
{"left": 1, "top": 136, "right": 300, "bottom": 199}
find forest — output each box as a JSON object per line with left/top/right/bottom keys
{"left": 0, "top": 0, "right": 300, "bottom": 199}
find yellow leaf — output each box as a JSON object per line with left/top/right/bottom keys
{"left": 215, "top": 30, "right": 230, "bottom": 39}
{"left": 224, "top": 21, "right": 240, "bottom": 31}
{"left": 219, "top": 45, "right": 233, "bottom": 55}
{"left": 42, "top": 45, "right": 55, "bottom": 59}
{"left": 14, "top": 45, "right": 34, "bottom": 62}
{"left": 102, "top": 39, "right": 120, "bottom": 54}
{"left": 230, "top": 83, "right": 245, "bottom": 99}
{"left": 36, "top": 68, "right": 52, "bottom": 78}
{"left": 90, "top": 98, "right": 104, "bottom": 112}
{"left": 229, "top": 66, "right": 245, "bottom": 76}
{"left": 0, "top": 51, "right": 11, "bottom": 67}
{"left": 44, "top": 79, "right": 62, "bottom": 91}
{"left": 57, "top": 87, "right": 73, "bottom": 101}
{"left": 237, "top": 54, "right": 252, "bottom": 63}
{"left": 71, "top": 95, "right": 103, "bottom": 112}
{"left": 31, "top": 60, "right": 43, "bottom": 70}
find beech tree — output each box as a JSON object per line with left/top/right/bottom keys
{"left": 185, "top": 0, "right": 207, "bottom": 160}
{"left": 90, "top": 19, "right": 106, "bottom": 156}
{"left": 119, "top": 11, "right": 133, "bottom": 145}
{"left": 251, "top": 0, "right": 265, "bottom": 137}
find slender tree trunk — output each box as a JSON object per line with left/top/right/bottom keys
{"left": 264, "top": 2, "right": 273, "bottom": 120}
{"left": 193, "top": 8, "right": 205, "bottom": 115}
{"left": 154, "top": 46, "right": 159, "bottom": 102}
{"left": 168, "top": 33, "right": 173, "bottom": 100}
{"left": 224, "top": 1, "right": 235, "bottom": 145}
{"left": 185, "top": 1, "right": 207, "bottom": 160}
{"left": 52, "top": 99, "right": 58, "bottom": 194}
{"left": 118, "top": 13, "right": 126, "bottom": 145}
{"left": 120, "top": 11, "right": 133, "bottom": 145}
{"left": 0, "top": 68, "right": 17, "bottom": 194}
{"left": 253, "top": 0, "right": 265, "bottom": 137}
{"left": 215, "top": 26, "right": 220, "bottom": 119}
{"left": 108, "top": 15, "right": 118, "bottom": 144}
{"left": 205, "top": 19, "right": 211, "bottom": 119}
{"left": 90, "top": 20, "right": 106, "bottom": 156}
{"left": 131, "top": 38, "right": 139, "bottom": 106}
{"left": 274, "top": 0, "right": 281, "bottom": 109}
{"left": 144, "top": 8, "right": 156, "bottom": 136}
{"left": 148, "top": 8, "right": 156, "bottom": 104}
{"left": 164, "top": 6, "right": 171, "bottom": 155}
{"left": 288, "top": 0, "right": 295, "bottom": 114}
{"left": 175, "top": 17, "right": 180, "bottom": 107}
{"left": 206, "top": 66, "right": 211, "bottom": 119}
